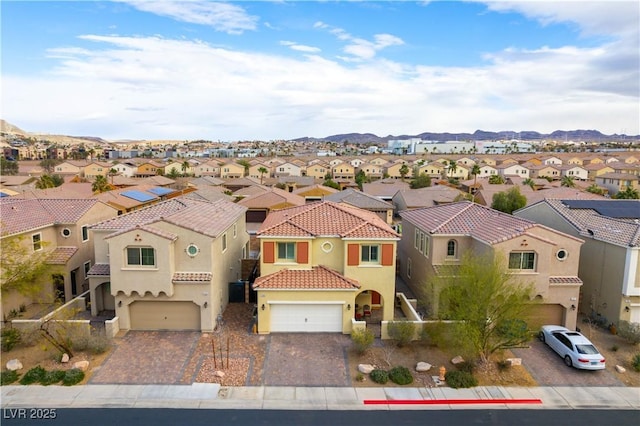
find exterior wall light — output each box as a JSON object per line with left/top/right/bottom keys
{"left": 261, "top": 304, "right": 266, "bottom": 311}
{"left": 347, "top": 304, "right": 351, "bottom": 311}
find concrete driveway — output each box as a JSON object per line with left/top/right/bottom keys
{"left": 90, "top": 331, "right": 200, "bottom": 384}
{"left": 263, "top": 333, "right": 352, "bottom": 386}
{"left": 511, "top": 339, "right": 623, "bottom": 386}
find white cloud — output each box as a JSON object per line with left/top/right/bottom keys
{"left": 119, "top": 0, "right": 258, "bottom": 34}
{"left": 315, "top": 22, "right": 405, "bottom": 61}
{"left": 280, "top": 40, "right": 321, "bottom": 53}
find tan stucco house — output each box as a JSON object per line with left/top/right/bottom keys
{"left": 88, "top": 197, "right": 249, "bottom": 332}
{"left": 253, "top": 201, "right": 400, "bottom": 334}
{"left": 399, "top": 201, "right": 584, "bottom": 330}
{"left": 1, "top": 198, "right": 119, "bottom": 319}
{"left": 515, "top": 199, "right": 640, "bottom": 327}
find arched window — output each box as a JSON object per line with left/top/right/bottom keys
{"left": 446, "top": 240, "right": 457, "bottom": 257}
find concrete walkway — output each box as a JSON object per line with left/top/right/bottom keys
{"left": 2, "top": 384, "right": 639, "bottom": 410}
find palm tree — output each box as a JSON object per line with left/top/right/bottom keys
{"left": 470, "top": 164, "right": 481, "bottom": 193}
{"left": 92, "top": 175, "right": 112, "bottom": 193}
{"left": 613, "top": 185, "right": 639, "bottom": 199}
{"left": 448, "top": 160, "right": 458, "bottom": 178}
{"left": 258, "top": 166, "right": 269, "bottom": 184}
{"left": 561, "top": 175, "right": 576, "bottom": 188}
{"left": 35, "top": 174, "right": 63, "bottom": 189}
{"left": 522, "top": 178, "right": 536, "bottom": 190}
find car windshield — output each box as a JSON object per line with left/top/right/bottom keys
{"left": 575, "top": 344, "right": 599, "bottom": 355}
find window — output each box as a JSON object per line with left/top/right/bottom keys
{"left": 186, "top": 244, "right": 199, "bottom": 257}
{"left": 509, "top": 252, "right": 536, "bottom": 270}
{"left": 446, "top": 240, "right": 457, "bottom": 257}
{"left": 422, "top": 234, "right": 429, "bottom": 257}
{"left": 126, "top": 247, "right": 155, "bottom": 267}
{"left": 277, "top": 242, "right": 295, "bottom": 261}
{"left": 61, "top": 228, "right": 71, "bottom": 238}
{"left": 419, "top": 233, "right": 425, "bottom": 254}
{"left": 233, "top": 223, "right": 237, "bottom": 238}
{"left": 556, "top": 249, "right": 568, "bottom": 261}
{"left": 361, "top": 245, "right": 380, "bottom": 263}
{"left": 414, "top": 229, "right": 420, "bottom": 250}
{"left": 222, "top": 233, "right": 227, "bottom": 252}
{"left": 81, "top": 225, "right": 89, "bottom": 242}
{"left": 84, "top": 261, "right": 91, "bottom": 277}
{"left": 407, "top": 258, "right": 412, "bottom": 278}
{"left": 32, "top": 233, "right": 42, "bottom": 251}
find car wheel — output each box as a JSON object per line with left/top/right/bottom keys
{"left": 564, "top": 355, "right": 572, "bottom": 368}
{"left": 538, "top": 331, "right": 545, "bottom": 343}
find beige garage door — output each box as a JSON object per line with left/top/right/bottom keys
{"left": 526, "top": 304, "right": 564, "bottom": 329}
{"left": 130, "top": 301, "right": 201, "bottom": 331}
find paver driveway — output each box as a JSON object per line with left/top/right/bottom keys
{"left": 511, "top": 339, "right": 623, "bottom": 386}
{"left": 90, "top": 331, "right": 200, "bottom": 384}
{"left": 263, "top": 333, "right": 351, "bottom": 386}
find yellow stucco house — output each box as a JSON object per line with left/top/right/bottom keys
{"left": 253, "top": 201, "right": 400, "bottom": 334}
{"left": 88, "top": 197, "right": 249, "bottom": 332}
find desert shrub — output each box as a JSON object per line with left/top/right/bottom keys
{"left": 445, "top": 370, "right": 478, "bottom": 389}
{"left": 351, "top": 328, "right": 375, "bottom": 355}
{"left": 19, "top": 366, "right": 46, "bottom": 385}
{"left": 370, "top": 369, "right": 389, "bottom": 385}
{"left": 610, "top": 345, "right": 619, "bottom": 352}
{"left": 387, "top": 321, "right": 415, "bottom": 347}
{"left": 355, "top": 372, "right": 365, "bottom": 382}
{"left": 72, "top": 332, "right": 111, "bottom": 354}
{"left": 496, "top": 359, "right": 510, "bottom": 371}
{"left": 456, "top": 360, "right": 475, "bottom": 374}
{"left": 40, "top": 370, "right": 65, "bottom": 386}
{"left": 618, "top": 321, "right": 640, "bottom": 345}
{"left": 389, "top": 366, "right": 413, "bottom": 385}
{"left": 62, "top": 368, "right": 85, "bottom": 386}
{"left": 1, "top": 370, "right": 20, "bottom": 385}
{"left": 632, "top": 354, "right": 640, "bottom": 373}
{"left": 1, "top": 328, "right": 21, "bottom": 351}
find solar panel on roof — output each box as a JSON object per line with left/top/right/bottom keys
{"left": 562, "top": 199, "right": 640, "bottom": 219}
{"left": 147, "top": 187, "right": 174, "bottom": 196}
{"left": 0, "top": 192, "right": 9, "bottom": 198}
{"left": 121, "top": 190, "right": 157, "bottom": 202}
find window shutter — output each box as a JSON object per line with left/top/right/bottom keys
{"left": 381, "top": 244, "right": 394, "bottom": 266}
{"left": 347, "top": 244, "right": 359, "bottom": 266}
{"left": 296, "top": 241, "right": 308, "bottom": 264}
{"left": 263, "top": 241, "right": 275, "bottom": 263}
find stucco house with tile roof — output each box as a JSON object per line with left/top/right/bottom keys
{"left": 323, "top": 188, "right": 394, "bottom": 225}
{"left": 253, "top": 201, "right": 400, "bottom": 334}
{"left": 392, "top": 186, "right": 465, "bottom": 212}
{"left": 515, "top": 199, "right": 640, "bottom": 326}
{"left": 0, "top": 198, "right": 119, "bottom": 318}
{"left": 399, "top": 201, "right": 584, "bottom": 330}
{"left": 595, "top": 172, "right": 640, "bottom": 196}
{"left": 362, "top": 179, "right": 410, "bottom": 201}
{"left": 88, "top": 197, "right": 248, "bottom": 331}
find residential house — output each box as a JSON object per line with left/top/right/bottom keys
{"left": 399, "top": 201, "right": 584, "bottom": 329}
{"left": 305, "top": 162, "right": 330, "bottom": 180}
{"left": 357, "top": 162, "right": 385, "bottom": 180}
{"left": 0, "top": 198, "right": 119, "bottom": 319}
{"left": 135, "top": 161, "right": 162, "bottom": 177}
{"left": 292, "top": 184, "right": 339, "bottom": 203}
{"left": 416, "top": 162, "right": 445, "bottom": 179}
{"left": 540, "top": 156, "right": 563, "bottom": 166}
{"left": 392, "top": 186, "right": 464, "bottom": 212}
{"left": 83, "top": 161, "right": 113, "bottom": 179}
{"left": 362, "top": 179, "right": 410, "bottom": 201}
{"left": 584, "top": 163, "right": 615, "bottom": 181}
{"left": 253, "top": 201, "right": 399, "bottom": 334}
{"left": 220, "top": 162, "right": 245, "bottom": 179}
{"left": 528, "top": 164, "right": 561, "bottom": 180}
{"left": 515, "top": 199, "right": 640, "bottom": 326}
{"left": 161, "top": 161, "right": 191, "bottom": 177}
{"left": 349, "top": 158, "right": 366, "bottom": 168}
{"left": 386, "top": 160, "right": 413, "bottom": 180}
{"left": 595, "top": 173, "right": 640, "bottom": 196}
{"left": 478, "top": 164, "right": 498, "bottom": 177}
{"left": 496, "top": 163, "right": 530, "bottom": 179}
{"left": 332, "top": 162, "right": 355, "bottom": 180}
{"left": 273, "top": 162, "right": 303, "bottom": 177}
{"left": 248, "top": 162, "right": 270, "bottom": 182}
{"left": 88, "top": 198, "right": 248, "bottom": 331}
{"left": 194, "top": 160, "right": 222, "bottom": 177}
{"left": 112, "top": 161, "right": 139, "bottom": 178}
{"left": 94, "top": 185, "right": 177, "bottom": 214}
{"left": 559, "top": 165, "right": 588, "bottom": 181}
{"left": 237, "top": 186, "right": 306, "bottom": 235}
{"left": 369, "top": 157, "right": 389, "bottom": 166}
{"left": 53, "top": 160, "right": 85, "bottom": 176}
{"left": 324, "top": 188, "right": 394, "bottom": 225}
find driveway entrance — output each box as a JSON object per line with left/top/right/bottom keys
{"left": 90, "top": 331, "right": 200, "bottom": 384}
{"left": 263, "top": 333, "right": 351, "bottom": 386}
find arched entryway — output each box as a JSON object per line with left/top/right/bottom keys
{"left": 93, "top": 282, "right": 115, "bottom": 315}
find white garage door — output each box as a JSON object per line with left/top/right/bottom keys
{"left": 129, "top": 301, "right": 201, "bottom": 331}
{"left": 270, "top": 304, "right": 343, "bottom": 332}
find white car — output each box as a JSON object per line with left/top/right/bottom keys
{"left": 538, "top": 325, "right": 606, "bottom": 370}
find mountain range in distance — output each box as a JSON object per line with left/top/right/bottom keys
{"left": 1, "top": 119, "right": 637, "bottom": 145}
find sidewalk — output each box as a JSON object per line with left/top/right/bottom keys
{"left": 2, "top": 384, "right": 639, "bottom": 410}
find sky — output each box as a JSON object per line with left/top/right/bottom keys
{"left": 1, "top": 1, "right": 639, "bottom": 142}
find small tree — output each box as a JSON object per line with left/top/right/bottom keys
{"left": 614, "top": 185, "right": 640, "bottom": 199}
{"left": 351, "top": 328, "right": 375, "bottom": 354}
{"left": 561, "top": 175, "right": 575, "bottom": 188}
{"left": 470, "top": 164, "right": 481, "bottom": 194}
{"left": 488, "top": 174, "right": 505, "bottom": 184}
{"left": 432, "top": 252, "right": 534, "bottom": 364}
{"left": 258, "top": 166, "right": 269, "bottom": 184}
{"left": 35, "top": 174, "right": 64, "bottom": 189}
{"left": 236, "top": 159, "right": 250, "bottom": 176}
{"left": 586, "top": 183, "right": 605, "bottom": 195}
{"left": 410, "top": 173, "right": 431, "bottom": 189}
{"left": 491, "top": 187, "right": 526, "bottom": 214}
{"left": 0, "top": 234, "right": 52, "bottom": 298}
{"left": 399, "top": 164, "right": 409, "bottom": 181}
{"left": 91, "top": 175, "right": 113, "bottom": 193}
{"left": 0, "top": 157, "right": 19, "bottom": 175}
{"left": 522, "top": 178, "right": 535, "bottom": 190}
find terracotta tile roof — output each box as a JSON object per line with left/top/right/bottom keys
{"left": 104, "top": 224, "right": 179, "bottom": 241}
{"left": 549, "top": 276, "right": 583, "bottom": 285}
{"left": 87, "top": 263, "right": 111, "bottom": 276}
{"left": 46, "top": 246, "right": 78, "bottom": 264}
{"left": 253, "top": 265, "right": 360, "bottom": 290}
{"left": 258, "top": 201, "right": 399, "bottom": 239}
{"left": 362, "top": 180, "right": 410, "bottom": 198}
{"left": 0, "top": 198, "right": 104, "bottom": 237}
{"left": 394, "top": 186, "right": 464, "bottom": 208}
{"left": 400, "top": 201, "right": 537, "bottom": 245}
{"left": 238, "top": 187, "right": 306, "bottom": 209}
{"left": 92, "top": 197, "right": 246, "bottom": 239}
{"left": 172, "top": 272, "right": 213, "bottom": 283}
{"left": 524, "top": 187, "right": 605, "bottom": 206}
